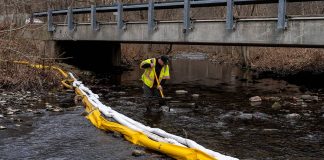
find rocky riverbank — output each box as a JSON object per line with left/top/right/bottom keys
{"left": 0, "top": 89, "right": 77, "bottom": 131}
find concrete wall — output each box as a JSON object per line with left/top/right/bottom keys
{"left": 48, "top": 18, "right": 324, "bottom": 47}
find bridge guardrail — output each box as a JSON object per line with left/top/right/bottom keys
{"left": 31, "top": 0, "right": 323, "bottom": 33}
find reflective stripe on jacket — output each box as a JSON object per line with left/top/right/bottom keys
{"left": 140, "top": 58, "right": 170, "bottom": 88}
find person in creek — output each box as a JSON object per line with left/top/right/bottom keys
{"left": 140, "top": 55, "right": 170, "bottom": 111}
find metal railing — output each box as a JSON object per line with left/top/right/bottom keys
{"left": 32, "top": 0, "right": 322, "bottom": 33}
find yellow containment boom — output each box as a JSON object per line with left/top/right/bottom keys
{"left": 12, "top": 61, "right": 238, "bottom": 160}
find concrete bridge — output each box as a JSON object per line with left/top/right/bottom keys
{"left": 24, "top": 0, "right": 324, "bottom": 67}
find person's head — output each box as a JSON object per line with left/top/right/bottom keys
{"left": 158, "top": 55, "right": 169, "bottom": 66}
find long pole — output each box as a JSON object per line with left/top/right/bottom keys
{"left": 153, "top": 69, "right": 165, "bottom": 98}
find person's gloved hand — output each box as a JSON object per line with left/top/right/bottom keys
{"left": 157, "top": 85, "right": 163, "bottom": 90}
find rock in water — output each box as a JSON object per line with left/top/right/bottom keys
{"left": 192, "top": 94, "right": 199, "bottom": 99}
{"left": 176, "top": 90, "right": 188, "bottom": 94}
{"left": 249, "top": 96, "right": 262, "bottom": 102}
{"left": 132, "top": 150, "right": 146, "bottom": 157}
{"left": 272, "top": 102, "right": 282, "bottom": 110}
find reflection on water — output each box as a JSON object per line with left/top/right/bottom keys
{"left": 121, "top": 59, "right": 251, "bottom": 87}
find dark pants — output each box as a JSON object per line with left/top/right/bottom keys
{"left": 142, "top": 84, "right": 164, "bottom": 111}
{"left": 142, "top": 84, "right": 160, "bottom": 98}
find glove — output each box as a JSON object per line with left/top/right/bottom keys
{"left": 157, "top": 85, "right": 163, "bottom": 90}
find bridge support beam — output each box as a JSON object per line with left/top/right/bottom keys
{"left": 148, "top": 0, "right": 155, "bottom": 35}
{"left": 68, "top": 7, "right": 74, "bottom": 32}
{"left": 47, "top": 9, "right": 55, "bottom": 32}
{"left": 277, "top": 0, "right": 287, "bottom": 30}
{"left": 117, "top": 3, "right": 125, "bottom": 31}
{"left": 226, "top": 0, "right": 234, "bottom": 30}
{"left": 183, "top": 0, "right": 191, "bottom": 34}
{"left": 91, "top": 5, "right": 100, "bottom": 31}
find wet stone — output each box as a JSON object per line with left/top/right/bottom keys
{"left": 117, "top": 91, "right": 126, "bottom": 95}
{"left": 237, "top": 113, "right": 253, "bottom": 120}
{"left": 272, "top": 102, "right": 282, "bottom": 110}
{"left": 263, "top": 96, "right": 281, "bottom": 101}
{"left": 253, "top": 112, "right": 271, "bottom": 120}
{"left": 301, "top": 95, "right": 311, "bottom": 100}
{"left": 164, "top": 96, "right": 172, "bottom": 100}
{"left": 74, "top": 95, "right": 83, "bottom": 105}
{"left": 263, "top": 129, "right": 279, "bottom": 133}
{"left": 6, "top": 111, "right": 14, "bottom": 115}
{"left": 285, "top": 109, "right": 294, "bottom": 113}
{"left": 132, "top": 150, "right": 146, "bottom": 157}
{"left": 312, "top": 96, "right": 319, "bottom": 101}
{"left": 250, "top": 101, "right": 262, "bottom": 107}
{"left": 221, "top": 131, "right": 233, "bottom": 138}
{"left": 80, "top": 111, "right": 88, "bottom": 116}
{"left": 113, "top": 131, "right": 122, "bottom": 138}
{"left": 14, "top": 118, "right": 23, "bottom": 122}
{"left": 286, "top": 113, "right": 301, "bottom": 120}
{"left": 301, "top": 102, "right": 308, "bottom": 108}
{"left": 175, "top": 90, "right": 188, "bottom": 94}
{"left": 66, "top": 89, "right": 75, "bottom": 93}
{"left": 7, "top": 108, "right": 21, "bottom": 113}
{"left": 301, "top": 95, "right": 318, "bottom": 101}
{"left": 303, "top": 113, "right": 311, "bottom": 117}
{"left": 0, "top": 126, "right": 7, "bottom": 130}
{"left": 33, "top": 110, "right": 43, "bottom": 114}
{"left": 192, "top": 94, "right": 199, "bottom": 99}
{"left": 249, "top": 96, "right": 262, "bottom": 102}
{"left": 53, "top": 108, "right": 63, "bottom": 112}
{"left": 0, "top": 114, "right": 3, "bottom": 118}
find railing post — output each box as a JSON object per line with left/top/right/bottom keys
{"left": 277, "top": 0, "right": 287, "bottom": 30}
{"left": 117, "top": 3, "right": 124, "bottom": 31}
{"left": 183, "top": 0, "right": 191, "bottom": 34}
{"left": 67, "top": 7, "right": 74, "bottom": 31}
{"left": 226, "top": 0, "right": 234, "bottom": 30}
{"left": 148, "top": 0, "right": 155, "bottom": 34}
{"left": 47, "top": 9, "right": 55, "bottom": 32}
{"left": 91, "top": 5, "right": 99, "bottom": 31}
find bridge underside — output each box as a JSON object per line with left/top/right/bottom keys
{"left": 56, "top": 41, "right": 121, "bottom": 71}
{"left": 45, "top": 18, "right": 324, "bottom": 48}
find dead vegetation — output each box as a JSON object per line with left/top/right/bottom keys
{"left": 0, "top": 19, "right": 61, "bottom": 91}
{"left": 248, "top": 47, "right": 324, "bottom": 74}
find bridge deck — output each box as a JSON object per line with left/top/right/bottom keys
{"left": 36, "top": 17, "right": 323, "bottom": 47}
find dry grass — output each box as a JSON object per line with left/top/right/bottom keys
{"left": 0, "top": 20, "right": 62, "bottom": 91}
{"left": 249, "top": 47, "right": 324, "bottom": 74}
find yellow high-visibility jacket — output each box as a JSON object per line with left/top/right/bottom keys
{"left": 140, "top": 58, "right": 170, "bottom": 88}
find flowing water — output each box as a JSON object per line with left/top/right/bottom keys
{"left": 1, "top": 56, "right": 324, "bottom": 160}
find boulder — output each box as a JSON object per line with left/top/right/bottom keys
{"left": 249, "top": 96, "right": 262, "bottom": 102}
{"left": 176, "top": 90, "right": 188, "bottom": 94}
